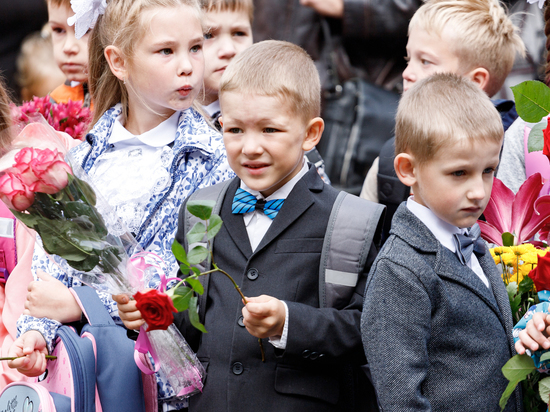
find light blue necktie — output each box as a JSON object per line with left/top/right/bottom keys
{"left": 232, "top": 188, "right": 284, "bottom": 220}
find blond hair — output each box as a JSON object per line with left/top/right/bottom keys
{"left": 88, "top": 0, "right": 202, "bottom": 125}
{"left": 200, "top": 0, "right": 253, "bottom": 23}
{"left": 219, "top": 40, "right": 320, "bottom": 122}
{"left": 395, "top": 73, "right": 503, "bottom": 164}
{"left": 410, "top": 0, "right": 525, "bottom": 97}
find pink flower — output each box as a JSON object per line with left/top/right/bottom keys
{"left": 0, "top": 173, "right": 35, "bottom": 211}
{"left": 11, "top": 147, "right": 40, "bottom": 186}
{"left": 478, "top": 174, "right": 550, "bottom": 245}
{"left": 28, "top": 149, "right": 72, "bottom": 194}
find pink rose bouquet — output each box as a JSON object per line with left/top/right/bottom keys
{"left": 0, "top": 116, "right": 205, "bottom": 397}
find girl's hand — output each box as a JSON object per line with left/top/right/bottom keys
{"left": 242, "top": 295, "right": 286, "bottom": 339}
{"left": 113, "top": 294, "right": 145, "bottom": 330}
{"left": 7, "top": 331, "right": 48, "bottom": 377}
{"left": 24, "top": 270, "right": 82, "bottom": 323}
{"left": 515, "top": 312, "right": 550, "bottom": 354}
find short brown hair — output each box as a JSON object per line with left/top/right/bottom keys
{"left": 219, "top": 40, "right": 320, "bottom": 122}
{"left": 395, "top": 73, "right": 503, "bottom": 164}
{"left": 410, "top": 0, "right": 525, "bottom": 96}
{"left": 200, "top": 0, "right": 253, "bottom": 23}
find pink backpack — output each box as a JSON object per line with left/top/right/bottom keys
{"left": 0, "top": 202, "right": 17, "bottom": 283}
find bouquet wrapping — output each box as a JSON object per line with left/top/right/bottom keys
{"left": 0, "top": 115, "right": 205, "bottom": 398}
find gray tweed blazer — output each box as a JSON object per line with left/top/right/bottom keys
{"left": 362, "top": 203, "right": 521, "bottom": 412}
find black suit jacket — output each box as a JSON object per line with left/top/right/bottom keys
{"left": 174, "top": 167, "right": 379, "bottom": 412}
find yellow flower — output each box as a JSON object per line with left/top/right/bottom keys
{"left": 500, "top": 252, "right": 519, "bottom": 267}
{"left": 492, "top": 247, "right": 505, "bottom": 256}
{"left": 521, "top": 252, "right": 539, "bottom": 266}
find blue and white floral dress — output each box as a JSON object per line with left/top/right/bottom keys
{"left": 16, "top": 104, "right": 234, "bottom": 407}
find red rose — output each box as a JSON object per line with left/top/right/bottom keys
{"left": 529, "top": 252, "right": 550, "bottom": 291}
{"left": 543, "top": 123, "right": 550, "bottom": 163}
{"left": 134, "top": 289, "right": 177, "bottom": 332}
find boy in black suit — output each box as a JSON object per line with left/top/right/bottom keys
{"left": 117, "top": 40, "right": 383, "bottom": 412}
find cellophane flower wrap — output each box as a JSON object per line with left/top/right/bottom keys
{"left": 0, "top": 115, "right": 205, "bottom": 398}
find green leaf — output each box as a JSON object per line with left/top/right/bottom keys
{"left": 179, "top": 262, "right": 190, "bottom": 275}
{"left": 539, "top": 376, "right": 550, "bottom": 404}
{"left": 512, "top": 80, "right": 550, "bottom": 123}
{"left": 75, "top": 178, "right": 97, "bottom": 206}
{"left": 502, "top": 354, "right": 536, "bottom": 382}
{"left": 207, "top": 214, "right": 223, "bottom": 240}
{"left": 11, "top": 210, "right": 40, "bottom": 230}
{"left": 499, "top": 355, "right": 536, "bottom": 411}
{"left": 187, "top": 200, "right": 215, "bottom": 220}
{"left": 66, "top": 253, "right": 100, "bottom": 272}
{"left": 36, "top": 220, "right": 91, "bottom": 262}
{"left": 189, "top": 296, "right": 207, "bottom": 333}
{"left": 186, "top": 222, "right": 206, "bottom": 244}
{"left": 171, "top": 240, "right": 187, "bottom": 263}
{"left": 540, "top": 352, "right": 550, "bottom": 363}
{"left": 171, "top": 286, "right": 193, "bottom": 312}
{"left": 191, "top": 267, "right": 201, "bottom": 276}
{"left": 185, "top": 277, "right": 204, "bottom": 295}
{"left": 187, "top": 245, "right": 209, "bottom": 265}
{"left": 518, "top": 275, "right": 535, "bottom": 295}
{"left": 499, "top": 379, "right": 520, "bottom": 411}
{"left": 506, "top": 282, "right": 518, "bottom": 301}
{"left": 502, "top": 232, "right": 515, "bottom": 247}
{"left": 528, "top": 120, "right": 546, "bottom": 153}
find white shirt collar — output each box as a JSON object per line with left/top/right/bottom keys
{"left": 109, "top": 111, "right": 179, "bottom": 147}
{"left": 406, "top": 197, "right": 466, "bottom": 253}
{"left": 203, "top": 100, "right": 221, "bottom": 117}
{"left": 240, "top": 160, "right": 309, "bottom": 202}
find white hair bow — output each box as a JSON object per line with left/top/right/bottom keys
{"left": 526, "top": 0, "right": 546, "bottom": 9}
{"left": 67, "top": 0, "right": 108, "bottom": 39}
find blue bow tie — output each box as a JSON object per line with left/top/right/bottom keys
{"left": 453, "top": 223, "right": 486, "bottom": 265}
{"left": 232, "top": 188, "right": 284, "bottom": 220}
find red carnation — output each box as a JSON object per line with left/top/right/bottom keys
{"left": 134, "top": 289, "right": 177, "bottom": 331}
{"left": 529, "top": 251, "right": 550, "bottom": 291}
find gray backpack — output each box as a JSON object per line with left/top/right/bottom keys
{"left": 181, "top": 179, "right": 385, "bottom": 311}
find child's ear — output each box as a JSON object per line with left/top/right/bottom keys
{"left": 394, "top": 153, "right": 417, "bottom": 187}
{"left": 466, "top": 67, "right": 490, "bottom": 92}
{"left": 104, "top": 46, "right": 127, "bottom": 82}
{"left": 302, "top": 117, "right": 324, "bottom": 151}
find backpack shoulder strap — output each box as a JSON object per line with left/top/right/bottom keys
{"left": 319, "top": 192, "right": 385, "bottom": 309}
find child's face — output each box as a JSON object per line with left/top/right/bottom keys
{"left": 402, "top": 24, "right": 463, "bottom": 92}
{"left": 221, "top": 92, "right": 318, "bottom": 197}
{"left": 202, "top": 9, "right": 253, "bottom": 105}
{"left": 126, "top": 5, "right": 204, "bottom": 121}
{"left": 48, "top": 3, "right": 89, "bottom": 83}
{"left": 411, "top": 138, "right": 501, "bottom": 228}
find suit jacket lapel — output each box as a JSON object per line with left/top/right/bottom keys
{"left": 254, "top": 166, "right": 323, "bottom": 254}
{"left": 219, "top": 179, "right": 253, "bottom": 259}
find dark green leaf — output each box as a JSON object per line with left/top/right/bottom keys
{"left": 189, "top": 296, "right": 207, "bottom": 333}
{"left": 506, "top": 282, "right": 518, "bottom": 302}
{"left": 187, "top": 222, "right": 206, "bottom": 244}
{"left": 539, "top": 376, "right": 550, "bottom": 404}
{"left": 512, "top": 81, "right": 550, "bottom": 123}
{"left": 66, "top": 253, "right": 100, "bottom": 272}
{"left": 185, "top": 277, "right": 204, "bottom": 295}
{"left": 64, "top": 202, "right": 108, "bottom": 236}
{"left": 171, "top": 286, "right": 193, "bottom": 312}
{"left": 510, "top": 294, "right": 521, "bottom": 317}
{"left": 207, "top": 214, "right": 223, "bottom": 240}
{"left": 172, "top": 240, "right": 187, "bottom": 263}
{"left": 502, "top": 232, "right": 515, "bottom": 247}
{"left": 528, "top": 121, "right": 546, "bottom": 153}
{"left": 97, "top": 246, "right": 123, "bottom": 274}
{"left": 188, "top": 245, "right": 209, "bottom": 265}
{"left": 187, "top": 200, "right": 215, "bottom": 220}
{"left": 179, "top": 262, "right": 190, "bottom": 275}
{"left": 75, "top": 178, "right": 97, "bottom": 206}
{"left": 518, "top": 275, "right": 535, "bottom": 295}
{"left": 191, "top": 267, "right": 201, "bottom": 276}
{"left": 500, "top": 379, "right": 520, "bottom": 411}
{"left": 36, "top": 220, "right": 91, "bottom": 261}
{"left": 11, "top": 210, "right": 40, "bottom": 230}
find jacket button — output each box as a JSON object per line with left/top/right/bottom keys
{"left": 237, "top": 316, "right": 245, "bottom": 327}
{"left": 302, "top": 350, "right": 311, "bottom": 359}
{"left": 310, "top": 352, "right": 319, "bottom": 360}
{"left": 232, "top": 362, "right": 244, "bottom": 375}
{"left": 247, "top": 268, "right": 259, "bottom": 280}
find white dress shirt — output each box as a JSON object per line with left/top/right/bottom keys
{"left": 238, "top": 161, "right": 310, "bottom": 349}
{"left": 407, "top": 197, "right": 489, "bottom": 288}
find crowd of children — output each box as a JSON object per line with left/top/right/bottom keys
{"left": 0, "top": 0, "right": 549, "bottom": 410}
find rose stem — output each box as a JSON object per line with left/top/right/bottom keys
{"left": 0, "top": 355, "right": 57, "bottom": 361}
